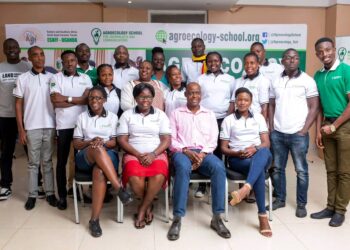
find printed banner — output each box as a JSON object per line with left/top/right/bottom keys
{"left": 336, "top": 36, "right": 350, "bottom": 66}
{"left": 6, "top": 23, "right": 307, "bottom": 77}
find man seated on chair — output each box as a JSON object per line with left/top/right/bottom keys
{"left": 167, "top": 82, "right": 230, "bottom": 241}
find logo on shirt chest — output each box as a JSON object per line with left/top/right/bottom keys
{"left": 100, "top": 123, "right": 112, "bottom": 128}
{"left": 79, "top": 82, "right": 90, "bottom": 86}
{"left": 331, "top": 76, "right": 341, "bottom": 80}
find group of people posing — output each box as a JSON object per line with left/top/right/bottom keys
{"left": 0, "top": 36, "right": 349, "bottom": 241}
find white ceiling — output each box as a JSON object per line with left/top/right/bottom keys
{"left": 0, "top": 0, "right": 350, "bottom": 9}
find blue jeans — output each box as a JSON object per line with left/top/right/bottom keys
{"left": 172, "top": 151, "right": 226, "bottom": 217}
{"left": 270, "top": 130, "right": 309, "bottom": 206}
{"left": 228, "top": 147, "right": 272, "bottom": 214}
{"left": 75, "top": 148, "right": 119, "bottom": 172}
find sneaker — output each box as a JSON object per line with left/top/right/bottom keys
{"left": 195, "top": 184, "right": 206, "bottom": 198}
{"left": 0, "top": 187, "right": 12, "bottom": 200}
{"left": 37, "top": 186, "right": 46, "bottom": 199}
{"left": 46, "top": 195, "right": 58, "bottom": 207}
{"left": 24, "top": 197, "right": 36, "bottom": 210}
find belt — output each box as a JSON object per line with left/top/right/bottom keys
{"left": 325, "top": 117, "right": 337, "bottom": 123}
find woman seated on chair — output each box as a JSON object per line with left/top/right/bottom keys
{"left": 117, "top": 83, "right": 171, "bottom": 229}
{"left": 220, "top": 87, "right": 273, "bottom": 237}
{"left": 73, "top": 85, "right": 133, "bottom": 238}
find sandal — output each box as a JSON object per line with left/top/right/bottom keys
{"left": 258, "top": 214, "right": 272, "bottom": 237}
{"left": 145, "top": 204, "right": 154, "bottom": 225}
{"left": 134, "top": 214, "right": 146, "bottom": 229}
{"left": 229, "top": 184, "right": 252, "bottom": 206}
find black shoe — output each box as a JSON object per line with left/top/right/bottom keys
{"left": 167, "top": 216, "right": 181, "bottom": 241}
{"left": 210, "top": 215, "right": 231, "bottom": 239}
{"left": 78, "top": 194, "right": 92, "bottom": 204}
{"left": 296, "top": 205, "right": 307, "bottom": 218}
{"left": 57, "top": 198, "right": 67, "bottom": 210}
{"left": 89, "top": 219, "right": 102, "bottom": 237}
{"left": 103, "top": 189, "right": 113, "bottom": 203}
{"left": 46, "top": 195, "right": 58, "bottom": 207}
{"left": 329, "top": 213, "right": 345, "bottom": 227}
{"left": 266, "top": 200, "right": 286, "bottom": 211}
{"left": 310, "top": 208, "right": 334, "bottom": 219}
{"left": 25, "top": 197, "right": 36, "bottom": 210}
{"left": 37, "top": 186, "right": 46, "bottom": 199}
{"left": 117, "top": 188, "right": 133, "bottom": 205}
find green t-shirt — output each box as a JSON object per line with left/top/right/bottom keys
{"left": 314, "top": 60, "right": 350, "bottom": 117}
{"left": 77, "top": 66, "right": 98, "bottom": 86}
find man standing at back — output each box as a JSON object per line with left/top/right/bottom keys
{"left": 50, "top": 50, "right": 93, "bottom": 210}
{"left": 0, "top": 38, "right": 31, "bottom": 200}
{"left": 181, "top": 38, "right": 207, "bottom": 84}
{"left": 76, "top": 43, "right": 98, "bottom": 86}
{"left": 269, "top": 48, "right": 319, "bottom": 217}
{"left": 113, "top": 45, "right": 139, "bottom": 90}
{"left": 311, "top": 37, "right": 350, "bottom": 227}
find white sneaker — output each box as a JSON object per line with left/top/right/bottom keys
{"left": 0, "top": 187, "right": 12, "bottom": 200}
{"left": 194, "top": 185, "right": 206, "bottom": 198}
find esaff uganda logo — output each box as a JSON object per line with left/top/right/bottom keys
{"left": 155, "top": 30, "right": 167, "bottom": 44}
{"left": 338, "top": 47, "right": 347, "bottom": 62}
{"left": 91, "top": 28, "right": 102, "bottom": 45}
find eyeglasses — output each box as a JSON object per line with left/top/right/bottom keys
{"left": 88, "top": 96, "right": 104, "bottom": 101}
{"left": 137, "top": 96, "right": 153, "bottom": 101}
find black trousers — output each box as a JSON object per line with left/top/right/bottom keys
{"left": 0, "top": 117, "right": 18, "bottom": 188}
{"left": 56, "top": 128, "right": 75, "bottom": 199}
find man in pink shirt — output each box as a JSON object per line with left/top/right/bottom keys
{"left": 167, "top": 82, "right": 230, "bottom": 241}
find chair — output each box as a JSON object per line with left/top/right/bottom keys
{"left": 169, "top": 170, "right": 229, "bottom": 222}
{"left": 116, "top": 184, "right": 170, "bottom": 223}
{"left": 72, "top": 168, "right": 122, "bottom": 224}
{"left": 225, "top": 168, "right": 273, "bottom": 221}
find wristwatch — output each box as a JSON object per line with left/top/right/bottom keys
{"left": 330, "top": 124, "right": 336, "bottom": 133}
{"left": 67, "top": 96, "right": 73, "bottom": 103}
{"left": 255, "top": 145, "right": 260, "bottom": 151}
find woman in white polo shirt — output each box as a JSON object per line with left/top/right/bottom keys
{"left": 220, "top": 87, "right": 273, "bottom": 237}
{"left": 97, "top": 63, "right": 122, "bottom": 117}
{"left": 163, "top": 65, "right": 187, "bottom": 117}
{"left": 121, "top": 60, "right": 166, "bottom": 112}
{"left": 117, "top": 83, "right": 171, "bottom": 229}
{"left": 73, "top": 86, "right": 132, "bottom": 237}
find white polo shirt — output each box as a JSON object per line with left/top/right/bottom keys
{"left": 220, "top": 111, "right": 268, "bottom": 151}
{"left": 270, "top": 71, "right": 319, "bottom": 134}
{"left": 260, "top": 60, "right": 284, "bottom": 84}
{"left": 113, "top": 64, "right": 139, "bottom": 90}
{"left": 49, "top": 71, "right": 93, "bottom": 130}
{"left": 13, "top": 69, "right": 55, "bottom": 130}
{"left": 197, "top": 72, "right": 236, "bottom": 119}
{"left": 104, "top": 85, "right": 120, "bottom": 116}
{"left": 117, "top": 107, "right": 171, "bottom": 154}
{"left": 73, "top": 109, "right": 118, "bottom": 142}
{"left": 181, "top": 58, "right": 203, "bottom": 84}
{"left": 230, "top": 73, "right": 270, "bottom": 114}
{"left": 164, "top": 88, "right": 187, "bottom": 117}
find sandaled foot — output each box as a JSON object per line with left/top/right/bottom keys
{"left": 145, "top": 204, "right": 154, "bottom": 225}
{"left": 229, "top": 184, "right": 251, "bottom": 206}
{"left": 258, "top": 214, "right": 272, "bottom": 237}
{"left": 134, "top": 213, "right": 146, "bottom": 229}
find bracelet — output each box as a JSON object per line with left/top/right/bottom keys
{"left": 255, "top": 146, "right": 260, "bottom": 151}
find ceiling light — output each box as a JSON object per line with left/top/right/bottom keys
{"left": 128, "top": 1, "right": 132, "bottom": 3}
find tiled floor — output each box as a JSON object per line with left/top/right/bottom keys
{"left": 1, "top": 146, "right": 349, "bottom": 250}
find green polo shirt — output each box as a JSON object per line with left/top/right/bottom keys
{"left": 77, "top": 65, "right": 98, "bottom": 86}
{"left": 314, "top": 60, "right": 350, "bottom": 118}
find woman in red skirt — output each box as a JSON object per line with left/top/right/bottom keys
{"left": 117, "top": 83, "right": 171, "bottom": 229}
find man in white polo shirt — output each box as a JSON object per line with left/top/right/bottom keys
{"left": 250, "top": 42, "right": 284, "bottom": 84}
{"left": 269, "top": 48, "right": 319, "bottom": 217}
{"left": 113, "top": 45, "right": 139, "bottom": 90}
{"left": 13, "top": 46, "right": 57, "bottom": 210}
{"left": 50, "top": 50, "right": 92, "bottom": 210}
{"left": 181, "top": 38, "right": 207, "bottom": 84}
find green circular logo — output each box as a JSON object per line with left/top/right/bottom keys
{"left": 155, "top": 30, "right": 167, "bottom": 44}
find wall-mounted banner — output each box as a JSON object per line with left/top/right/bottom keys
{"left": 336, "top": 36, "right": 350, "bottom": 66}
{"left": 6, "top": 23, "right": 307, "bottom": 77}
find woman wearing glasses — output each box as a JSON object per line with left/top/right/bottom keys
{"left": 73, "top": 86, "right": 132, "bottom": 237}
{"left": 117, "top": 83, "right": 171, "bottom": 229}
